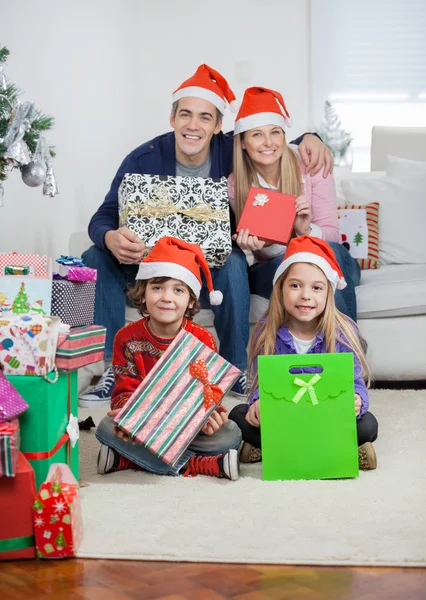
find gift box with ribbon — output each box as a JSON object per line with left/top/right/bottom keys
{"left": 0, "top": 418, "right": 20, "bottom": 477}
{"left": 51, "top": 280, "right": 96, "bottom": 328}
{"left": 55, "top": 325, "right": 106, "bottom": 371}
{"left": 55, "top": 255, "right": 97, "bottom": 282}
{"left": 33, "top": 463, "right": 83, "bottom": 559}
{"left": 259, "top": 353, "right": 359, "bottom": 481}
{"left": 114, "top": 329, "right": 241, "bottom": 466}
{"left": 118, "top": 174, "right": 232, "bottom": 268}
{"left": 5, "top": 371, "right": 79, "bottom": 488}
{"left": 0, "top": 453, "right": 36, "bottom": 560}
{"left": 0, "top": 369, "right": 29, "bottom": 423}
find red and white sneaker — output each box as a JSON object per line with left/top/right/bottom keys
{"left": 184, "top": 449, "right": 239, "bottom": 481}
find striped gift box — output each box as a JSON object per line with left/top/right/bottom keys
{"left": 115, "top": 330, "right": 241, "bottom": 467}
{"left": 0, "top": 419, "right": 20, "bottom": 477}
{"left": 55, "top": 325, "right": 106, "bottom": 371}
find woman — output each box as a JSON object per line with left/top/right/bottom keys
{"left": 228, "top": 86, "right": 360, "bottom": 323}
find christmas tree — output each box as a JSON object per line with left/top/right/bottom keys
{"left": 353, "top": 232, "right": 364, "bottom": 246}
{"left": 33, "top": 498, "right": 45, "bottom": 511}
{"left": 317, "top": 101, "right": 353, "bottom": 166}
{"left": 12, "top": 282, "right": 30, "bottom": 314}
{"left": 0, "top": 44, "right": 58, "bottom": 206}
{"left": 55, "top": 529, "right": 67, "bottom": 549}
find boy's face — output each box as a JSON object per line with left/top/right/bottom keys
{"left": 170, "top": 97, "right": 222, "bottom": 166}
{"left": 144, "top": 278, "right": 193, "bottom": 328}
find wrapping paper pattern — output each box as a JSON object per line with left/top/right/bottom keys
{"left": 0, "top": 314, "right": 60, "bottom": 377}
{"left": 118, "top": 174, "right": 232, "bottom": 268}
{"left": 115, "top": 330, "right": 240, "bottom": 466}
{"left": 51, "top": 280, "right": 96, "bottom": 327}
{"left": 33, "top": 463, "right": 82, "bottom": 559}
{"left": 55, "top": 325, "right": 106, "bottom": 371}
{"left": 0, "top": 418, "right": 20, "bottom": 477}
{"left": 0, "top": 453, "right": 36, "bottom": 561}
{"left": 0, "top": 370, "right": 29, "bottom": 423}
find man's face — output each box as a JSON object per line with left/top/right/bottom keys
{"left": 170, "top": 97, "right": 222, "bottom": 166}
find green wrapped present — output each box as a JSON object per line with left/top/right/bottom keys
{"left": 5, "top": 371, "right": 79, "bottom": 488}
{"left": 259, "top": 353, "right": 359, "bottom": 481}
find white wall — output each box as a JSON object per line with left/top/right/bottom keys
{"left": 0, "top": 0, "right": 310, "bottom": 259}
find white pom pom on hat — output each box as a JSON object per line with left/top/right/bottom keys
{"left": 136, "top": 237, "right": 223, "bottom": 306}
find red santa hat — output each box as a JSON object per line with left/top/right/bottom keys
{"left": 136, "top": 237, "right": 223, "bottom": 305}
{"left": 273, "top": 236, "right": 347, "bottom": 291}
{"left": 234, "top": 86, "right": 292, "bottom": 135}
{"left": 172, "top": 64, "right": 238, "bottom": 114}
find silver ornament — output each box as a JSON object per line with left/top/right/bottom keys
{"left": 0, "top": 182, "right": 4, "bottom": 207}
{"left": 43, "top": 163, "right": 59, "bottom": 197}
{"left": 21, "top": 161, "right": 47, "bottom": 187}
{"left": 0, "top": 66, "right": 7, "bottom": 91}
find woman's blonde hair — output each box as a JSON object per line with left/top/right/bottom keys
{"left": 247, "top": 264, "right": 371, "bottom": 398}
{"left": 233, "top": 130, "right": 302, "bottom": 223}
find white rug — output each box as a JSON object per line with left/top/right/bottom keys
{"left": 76, "top": 389, "right": 426, "bottom": 566}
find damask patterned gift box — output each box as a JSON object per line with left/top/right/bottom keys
{"left": 118, "top": 174, "right": 232, "bottom": 268}
{"left": 51, "top": 280, "right": 95, "bottom": 327}
{"left": 115, "top": 329, "right": 240, "bottom": 467}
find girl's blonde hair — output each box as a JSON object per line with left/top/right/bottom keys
{"left": 233, "top": 130, "right": 302, "bottom": 223}
{"left": 247, "top": 264, "right": 371, "bottom": 397}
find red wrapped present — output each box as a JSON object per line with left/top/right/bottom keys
{"left": 55, "top": 325, "right": 106, "bottom": 371}
{"left": 115, "top": 330, "right": 240, "bottom": 466}
{"left": 0, "top": 453, "right": 36, "bottom": 560}
{"left": 33, "top": 463, "right": 82, "bottom": 558}
{"left": 237, "top": 187, "right": 297, "bottom": 245}
{"left": 0, "top": 418, "right": 20, "bottom": 477}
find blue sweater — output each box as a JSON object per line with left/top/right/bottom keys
{"left": 249, "top": 325, "right": 369, "bottom": 417}
{"left": 88, "top": 130, "right": 308, "bottom": 250}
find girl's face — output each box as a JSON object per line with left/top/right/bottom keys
{"left": 144, "top": 278, "right": 193, "bottom": 329}
{"left": 282, "top": 263, "right": 328, "bottom": 328}
{"left": 241, "top": 124, "right": 285, "bottom": 169}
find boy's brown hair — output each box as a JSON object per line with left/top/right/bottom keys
{"left": 127, "top": 276, "right": 200, "bottom": 319}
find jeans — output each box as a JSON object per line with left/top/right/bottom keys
{"left": 95, "top": 415, "right": 242, "bottom": 476}
{"left": 82, "top": 246, "right": 138, "bottom": 360}
{"left": 199, "top": 247, "right": 284, "bottom": 372}
{"left": 229, "top": 403, "right": 378, "bottom": 449}
{"left": 328, "top": 242, "right": 361, "bottom": 323}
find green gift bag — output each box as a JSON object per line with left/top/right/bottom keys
{"left": 259, "top": 353, "right": 359, "bottom": 481}
{"left": 5, "top": 371, "right": 79, "bottom": 489}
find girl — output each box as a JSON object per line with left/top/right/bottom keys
{"left": 228, "top": 86, "right": 360, "bottom": 326}
{"left": 96, "top": 236, "right": 242, "bottom": 480}
{"left": 229, "top": 235, "right": 378, "bottom": 470}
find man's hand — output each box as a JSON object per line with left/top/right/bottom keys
{"left": 294, "top": 195, "right": 312, "bottom": 236}
{"left": 233, "top": 229, "right": 266, "bottom": 252}
{"left": 201, "top": 405, "right": 228, "bottom": 435}
{"left": 245, "top": 400, "right": 260, "bottom": 428}
{"left": 354, "top": 394, "right": 362, "bottom": 417}
{"left": 104, "top": 227, "right": 146, "bottom": 264}
{"left": 298, "top": 134, "right": 334, "bottom": 177}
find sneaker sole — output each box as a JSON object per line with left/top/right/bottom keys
{"left": 78, "top": 397, "right": 112, "bottom": 408}
{"left": 229, "top": 389, "right": 247, "bottom": 399}
{"left": 224, "top": 449, "right": 239, "bottom": 481}
{"left": 97, "top": 444, "right": 112, "bottom": 474}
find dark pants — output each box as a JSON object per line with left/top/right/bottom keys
{"left": 229, "top": 403, "right": 378, "bottom": 449}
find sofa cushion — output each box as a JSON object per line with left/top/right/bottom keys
{"left": 192, "top": 294, "right": 268, "bottom": 329}
{"left": 356, "top": 264, "right": 426, "bottom": 319}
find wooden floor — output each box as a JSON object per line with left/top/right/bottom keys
{"left": 1, "top": 560, "right": 426, "bottom": 600}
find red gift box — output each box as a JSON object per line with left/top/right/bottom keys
{"left": 237, "top": 187, "right": 297, "bottom": 245}
{"left": 33, "top": 463, "right": 82, "bottom": 558}
{"left": 0, "top": 452, "right": 36, "bottom": 560}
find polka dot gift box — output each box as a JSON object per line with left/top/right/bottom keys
{"left": 33, "top": 463, "right": 82, "bottom": 559}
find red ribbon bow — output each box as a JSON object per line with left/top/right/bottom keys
{"left": 189, "top": 359, "right": 223, "bottom": 410}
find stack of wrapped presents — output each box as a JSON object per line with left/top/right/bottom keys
{"left": 0, "top": 251, "right": 104, "bottom": 560}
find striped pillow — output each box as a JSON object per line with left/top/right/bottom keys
{"left": 337, "top": 202, "right": 380, "bottom": 269}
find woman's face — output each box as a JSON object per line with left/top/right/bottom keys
{"left": 241, "top": 124, "right": 285, "bottom": 169}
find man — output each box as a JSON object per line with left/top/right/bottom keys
{"left": 81, "top": 64, "right": 334, "bottom": 405}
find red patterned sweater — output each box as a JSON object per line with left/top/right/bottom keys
{"left": 111, "top": 317, "right": 217, "bottom": 410}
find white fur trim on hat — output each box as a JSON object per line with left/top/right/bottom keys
{"left": 234, "top": 112, "right": 287, "bottom": 135}
{"left": 136, "top": 262, "right": 201, "bottom": 297}
{"left": 272, "top": 252, "right": 347, "bottom": 291}
{"left": 173, "top": 86, "right": 226, "bottom": 113}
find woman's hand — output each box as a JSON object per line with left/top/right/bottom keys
{"left": 245, "top": 400, "right": 260, "bottom": 427}
{"left": 294, "top": 195, "right": 312, "bottom": 236}
{"left": 354, "top": 394, "right": 362, "bottom": 417}
{"left": 232, "top": 229, "right": 266, "bottom": 252}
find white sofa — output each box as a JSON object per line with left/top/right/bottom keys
{"left": 71, "top": 126, "right": 426, "bottom": 382}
